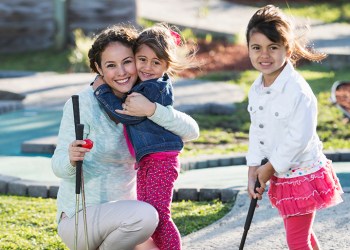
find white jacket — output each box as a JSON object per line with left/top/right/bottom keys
{"left": 246, "top": 61, "right": 323, "bottom": 176}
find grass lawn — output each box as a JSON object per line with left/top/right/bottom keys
{"left": 0, "top": 195, "right": 233, "bottom": 249}
{"left": 234, "top": 1, "right": 350, "bottom": 24}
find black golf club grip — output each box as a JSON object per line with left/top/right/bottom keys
{"left": 75, "top": 124, "right": 84, "bottom": 194}
{"left": 72, "top": 95, "right": 80, "bottom": 132}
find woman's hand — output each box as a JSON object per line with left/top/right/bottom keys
{"left": 116, "top": 92, "right": 156, "bottom": 117}
{"left": 68, "top": 140, "right": 91, "bottom": 166}
{"left": 92, "top": 75, "right": 105, "bottom": 91}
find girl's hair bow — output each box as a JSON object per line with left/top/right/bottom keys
{"left": 170, "top": 30, "right": 181, "bottom": 46}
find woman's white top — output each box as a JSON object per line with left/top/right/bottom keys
{"left": 51, "top": 86, "right": 199, "bottom": 222}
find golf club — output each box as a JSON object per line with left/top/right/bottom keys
{"left": 239, "top": 158, "right": 268, "bottom": 250}
{"left": 72, "top": 95, "right": 89, "bottom": 250}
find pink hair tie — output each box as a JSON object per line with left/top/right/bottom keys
{"left": 170, "top": 30, "right": 181, "bottom": 46}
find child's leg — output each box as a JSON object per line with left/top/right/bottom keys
{"left": 137, "top": 166, "right": 147, "bottom": 201}
{"left": 283, "top": 212, "right": 317, "bottom": 250}
{"left": 136, "top": 169, "right": 160, "bottom": 250}
{"left": 310, "top": 230, "right": 320, "bottom": 250}
{"left": 143, "top": 160, "right": 181, "bottom": 250}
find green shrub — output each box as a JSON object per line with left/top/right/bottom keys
{"left": 68, "top": 29, "right": 93, "bottom": 72}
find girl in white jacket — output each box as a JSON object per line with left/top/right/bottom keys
{"left": 245, "top": 5, "right": 343, "bottom": 250}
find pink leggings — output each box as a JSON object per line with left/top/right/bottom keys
{"left": 137, "top": 157, "right": 181, "bottom": 250}
{"left": 283, "top": 212, "right": 319, "bottom": 250}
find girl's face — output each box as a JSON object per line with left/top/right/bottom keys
{"left": 95, "top": 42, "right": 138, "bottom": 98}
{"left": 135, "top": 44, "right": 168, "bottom": 81}
{"left": 248, "top": 32, "right": 290, "bottom": 87}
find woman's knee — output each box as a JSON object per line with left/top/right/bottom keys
{"left": 138, "top": 201, "right": 159, "bottom": 233}
{"left": 116, "top": 201, "right": 159, "bottom": 233}
{"left": 104, "top": 200, "right": 158, "bottom": 235}
{"left": 94, "top": 201, "right": 159, "bottom": 249}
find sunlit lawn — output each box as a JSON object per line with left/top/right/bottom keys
{"left": 0, "top": 195, "right": 233, "bottom": 250}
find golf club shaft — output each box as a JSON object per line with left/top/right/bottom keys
{"left": 81, "top": 171, "right": 89, "bottom": 249}
{"left": 74, "top": 193, "right": 80, "bottom": 250}
{"left": 239, "top": 179, "right": 260, "bottom": 250}
{"left": 74, "top": 159, "right": 89, "bottom": 250}
{"left": 239, "top": 158, "right": 267, "bottom": 249}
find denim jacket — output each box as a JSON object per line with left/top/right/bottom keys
{"left": 94, "top": 74, "right": 183, "bottom": 162}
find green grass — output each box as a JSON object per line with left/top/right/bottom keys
{"left": 1, "top": 29, "right": 92, "bottom": 73}
{"left": 0, "top": 195, "right": 233, "bottom": 249}
{"left": 0, "top": 195, "right": 64, "bottom": 249}
{"left": 240, "top": 1, "right": 350, "bottom": 24}
{"left": 1, "top": 49, "right": 73, "bottom": 73}
{"left": 282, "top": 2, "right": 350, "bottom": 24}
{"left": 172, "top": 199, "right": 234, "bottom": 236}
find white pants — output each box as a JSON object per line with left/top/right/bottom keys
{"left": 58, "top": 200, "right": 159, "bottom": 250}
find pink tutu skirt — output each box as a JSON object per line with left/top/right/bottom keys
{"left": 268, "top": 159, "right": 343, "bottom": 218}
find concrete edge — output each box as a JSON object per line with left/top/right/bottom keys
{"left": 0, "top": 172, "right": 239, "bottom": 202}
{"left": 0, "top": 100, "right": 23, "bottom": 115}
{"left": 18, "top": 141, "right": 350, "bottom": 170}
{"left": 0, "top": 151, "right": 349, "bottom": 200}
{"left": 0, "top": 174, "right": 59, "bottom": 198}
{"left": 180, "top": 151, "right": 350, "bottom": 170}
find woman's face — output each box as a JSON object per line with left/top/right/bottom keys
{"left": 248, "top": 32, "right": 290, "bottom": 86}
{"left": 95, "top": 42, "right": 138, "bottom": 98}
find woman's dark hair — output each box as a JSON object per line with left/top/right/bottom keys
{"left": 88, "top": 25, "right": 138, "bottom": 73}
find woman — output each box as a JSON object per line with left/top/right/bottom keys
{"left": 92, "top": 23, "right": 198, "bottom": 249}
{"left": 51, "top": 24, "right": 199, "bottom": 250}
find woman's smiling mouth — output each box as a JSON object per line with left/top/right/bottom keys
{"left": 115, "top": 78, "right": 130, "bottom": 84}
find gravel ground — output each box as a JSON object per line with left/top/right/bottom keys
{"left": 183, "top": 191, "right": 350, "bottom": 250}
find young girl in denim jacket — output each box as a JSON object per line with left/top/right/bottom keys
{"left": 93, "top": 23, "right": 198, "bottom": 250}
{"left": 245, "top": 5, "right": 343, "bottom": 250}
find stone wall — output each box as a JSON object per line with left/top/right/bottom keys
{"left": 0, "top": 0, "right": 54, "bottom": 53}
{"left": 0, "top": 0, "right": 136, "bottom": 53}
{"left": 69, "top": 0, "right": 136, "bottom": 35}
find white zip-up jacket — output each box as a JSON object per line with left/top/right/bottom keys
{"left": 246, "top": 61, "right": 323, "bottom": 176}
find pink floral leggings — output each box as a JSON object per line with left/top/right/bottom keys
{"left": 137, "top": 156, "right": 181, "bottom": 250}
